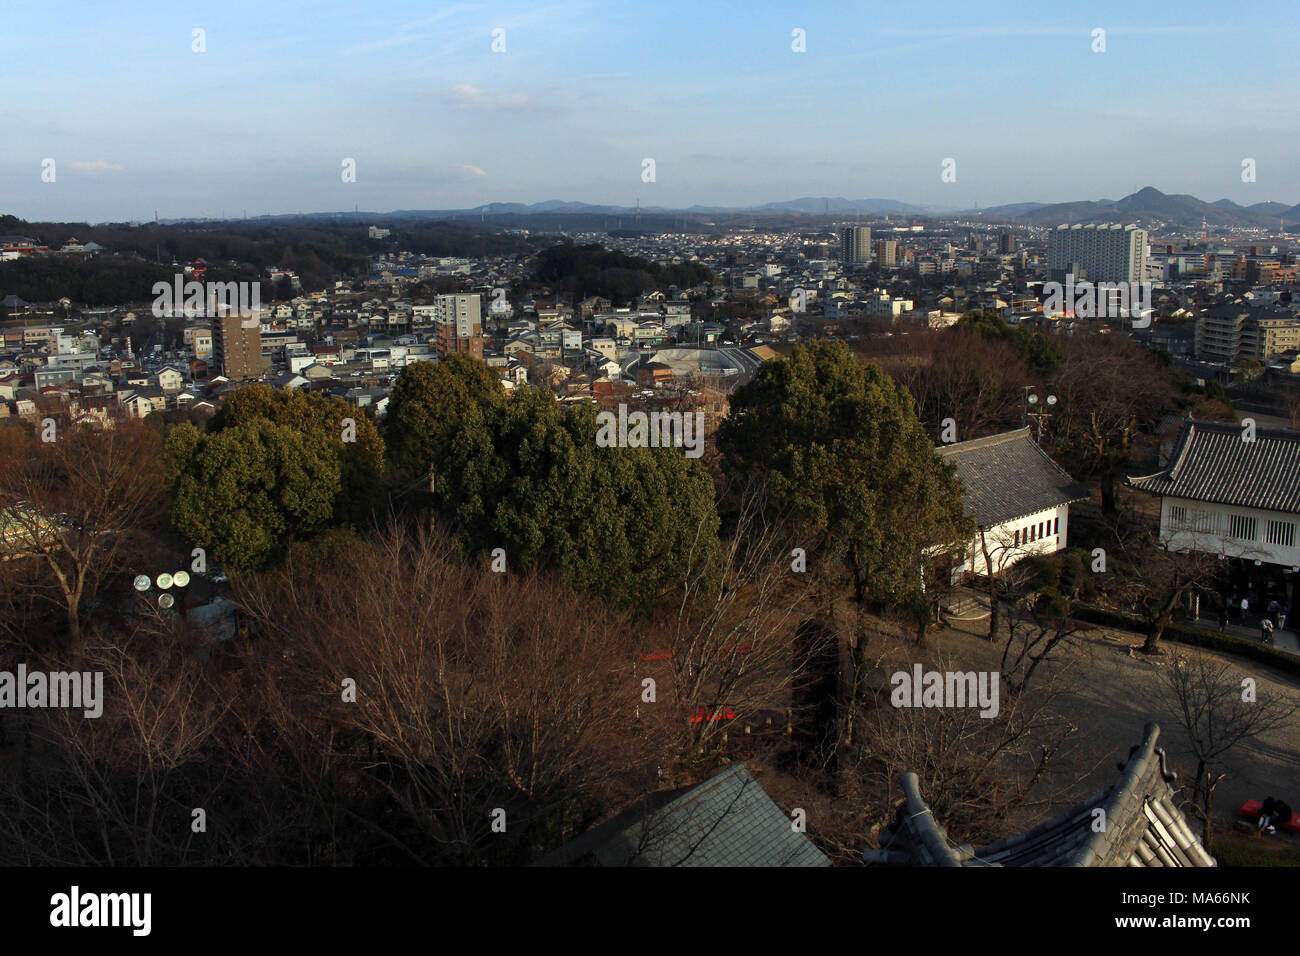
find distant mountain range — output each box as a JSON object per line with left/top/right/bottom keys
{"left": 146, "top": 187, "right": 1300, "bottom": 231}
{"left": 967, "top": 187, "right": 1300, "bottom": 229}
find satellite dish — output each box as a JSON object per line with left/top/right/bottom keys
{"left": 172, "top": 571, "right": 190, "bottom": 588}
{"left": 158, "top": 593, "right": 175, "bottom": 609}
{"left": 133, "top": 574, "right": 151, "bottom": 592}
{"left": 156, "top": 573, "right": 173, "bottom": 589}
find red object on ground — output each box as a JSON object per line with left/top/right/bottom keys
{"left": 1238, "top": 800, "right": 1300, "bottom": 834}
{"left": 689, "top": 707, "right": 738, "bottom": 723}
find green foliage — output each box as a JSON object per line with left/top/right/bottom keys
{"left": 1073, "top": 604, "right": 1300, "bottom": 676}
{"left": 213, "top": 385, "right": 384, "bottom": 524}
{"left": 166, "top": 418, "right": 341, "bottom": 569}
{"left": 384, "top": 358, "right": 720, "bottom": 610}
{"left": 165, "top": 385, "right": 383, "bottom": 569}
{"left": 717, "top": 340, "right": 971, "bottom": 609}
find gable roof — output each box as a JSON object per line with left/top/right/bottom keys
{"left": 865, "top": 723, "right": 1215, "bottom": 868}
{"left": 536, "top": 763, "right": 829, "bottom": 867}
{"left": 1128, "top": 418, "right": 1300, "bottom": 515}
{"left": 937, "top": 427, "right": 1090, "bottom": 528}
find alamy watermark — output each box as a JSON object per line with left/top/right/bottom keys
{"left": 0, "top": 665, "right": 103, "bottom": 718}
{"left": 890, "top": 665, "right": 999, "bottom": 718}
{"left": 1042, "top": 273, "right": 1152, "bottom": 327}
{"left": 152, "top": 274, "right": 262, "bottom": 327}
{"left": 595, "top": 404, "right": 705, "bottom": 459}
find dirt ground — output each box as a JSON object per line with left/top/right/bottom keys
{"left": 929, "top": 613, "right": 1300, "bottom": 849}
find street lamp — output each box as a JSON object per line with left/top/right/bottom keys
{"left": 1021, "top": 387, "right": 1057, "bottom": 443}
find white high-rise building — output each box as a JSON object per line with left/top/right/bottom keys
{"left": 1047, "top": 223, "right": 1148, "bottom": 284}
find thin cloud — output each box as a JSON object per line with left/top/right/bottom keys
{"left": 442, "top": 84, "right": 533, "bottom": 112}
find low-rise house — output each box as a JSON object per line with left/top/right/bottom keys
{"left": 937, "top": 427, "right": 1090, "bottom": 582}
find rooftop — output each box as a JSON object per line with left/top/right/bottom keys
{"left": 864, "top": 723, "right": 1215, "bottom": 867}
{"left": 1128, "top": 418, "right": 1300, "bottom": 515}
{"left": 937, "top": 427, "right": 1090, "bottom": 528}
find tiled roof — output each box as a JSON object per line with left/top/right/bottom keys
{"left": 865, "top": 724, "right": 1215, "bottom": 868}
{"left": 1128, "top": 419, "right": 1300, "bottom": 515}
{"left": 936, "top": 428, "right": 1090, "bottom": 528}
{"left": 536, "top": 763, "right": 830, "bottom": 867}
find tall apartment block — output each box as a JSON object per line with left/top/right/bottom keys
{"left": 1047, "top": 223, "right": 1148, "bottom": 284}
{"left": 875, "top": 239, "right": 898, "bottom": 268}
{"left": 841, "top": 226, "right": 872, "bottom": 266}
{"left": 433, "top": 293, "right": 486, "bottom": 361}
{"left": 212, "top": 310, "right": 264, "bottom": 380}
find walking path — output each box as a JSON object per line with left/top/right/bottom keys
{"left": 1187, "top": 615, "right": 1300, "bottom": 657}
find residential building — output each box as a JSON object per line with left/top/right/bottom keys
{"left": 432, "top": 293, "right": 486, "bottom": 360}
{"left": 1194, "top": 303, "right": 1300, "bottom": 364}
{"left": 212, "top": 310, "right": 265, "bottom": 380}
{"left": 841, "top": 226, "right": 871, "bottom": 266}
{"left": 1047, "top": 223, "right": 1148, "bottom": 284}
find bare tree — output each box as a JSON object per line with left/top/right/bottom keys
{"left": 0, "top": 420, "right": 165, "bottom": 642}
{"left": 846, "top": 649, "right": 1082, "bottom": 848}
{"left": 234, "top": 520, "right": 656, "bottom": 864}
{"left": 653, "top": 492, "right": 815, "bottom": 751}
{"left": 1157, "top": 652, "right": 1299, "bottom": 852}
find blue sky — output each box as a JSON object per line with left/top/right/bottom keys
{"left": 2, "top": 0, "right": 1296, "bottom": 221}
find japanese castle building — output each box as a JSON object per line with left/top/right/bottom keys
{"left": 865, "top": 724, "right": 1215, "bottom": 867}
{"left": 1129, "top": 418, "right": 1300, "bottom": 608}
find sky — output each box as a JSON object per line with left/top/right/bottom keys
{"left": 2, "top": 0, "right": 1297, "bottom": 222}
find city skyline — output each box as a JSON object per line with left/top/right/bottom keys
{"left": 4, "top": 0, "right": 1299, "bottom": 221}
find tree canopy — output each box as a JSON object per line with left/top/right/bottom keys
{"left": 384, "top": 357, "right": 720, "bottom": 609}
{"left": 166, "top": 385, "right": 383, "bottom": 569}
{"left": 718, "top": 340, "right": 971, "bottom": 610}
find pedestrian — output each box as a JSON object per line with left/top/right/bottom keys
{"left": 1260, "top": 796, "right": 1279, "bottom": 834}
{"left": 1218, "top": 602, "right": 1229, "bottom": 632}
{"left": 1241, "top": 595, "right": 1250, "bottom": 624}
{"left": 1262, "top": 617, "right": 1275, "bottom": 645}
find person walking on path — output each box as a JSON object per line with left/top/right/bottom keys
{"left": 1262, "top": 617, "right": 1275, "bottom": 645}
{"left": 1241, "top": 595, "right": 1250, "bottom": 624}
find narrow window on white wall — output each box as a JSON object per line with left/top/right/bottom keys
{"left": 1265, "top": 520, "right": 1296, "bottom": 548}
{"left": 1228, "top": 514, "right": 1258, "bottom": 541}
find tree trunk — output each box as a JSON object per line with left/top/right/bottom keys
{"left": 1100, "top": 475, "right": 1116, "bottom": 514}
{"left": 979, "top": 529, "right": 999, "bottom": 642}
{"left": 1202, "top": 779, "right": 1217, "bottom": 854}
{"left": 842, "top": 611, "right": 870, "bottom": 748}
